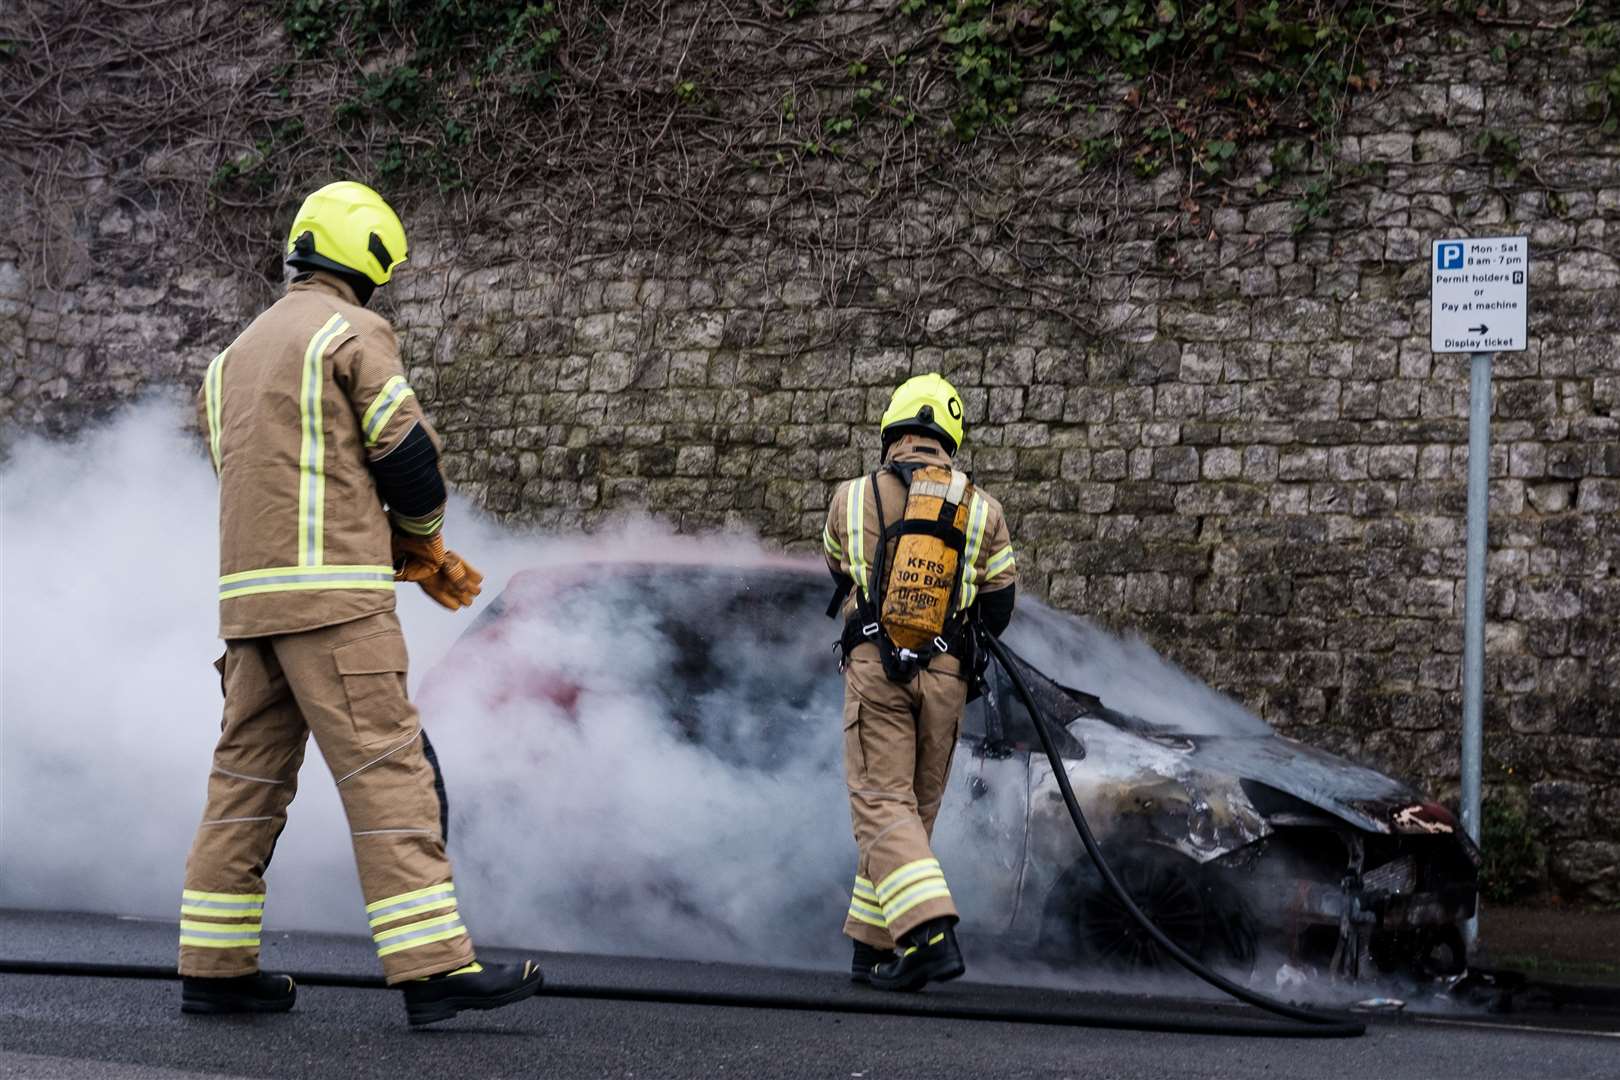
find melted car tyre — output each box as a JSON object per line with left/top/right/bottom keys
{"left": 1045, "top": 847, "right": 1258, "bottom": 972}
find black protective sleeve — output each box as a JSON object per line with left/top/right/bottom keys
{"left": 978, "top": 584, "right": 1016, "bottom": 637}
{"left": 369, "top": 421, "right": 446, "bottom": 518}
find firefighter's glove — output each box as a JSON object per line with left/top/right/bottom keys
{"left": 392, "top": 533, "right": 483, "bottom": 611}
{"left": 422, "top": 550, "right": 483, "bottom": 611}
{"left": 392, "top": 532, "right": 448, "bottom": 583}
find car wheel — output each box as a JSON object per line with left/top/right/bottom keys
{"left": 1041, "top": 846, "right": 1256, "bottom": 973}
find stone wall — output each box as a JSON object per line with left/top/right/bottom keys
{"left": 3, "top": 2, "right": 1617, "bottom": 902}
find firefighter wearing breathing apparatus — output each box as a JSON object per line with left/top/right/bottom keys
{"left": 179, "top": 181, "right": 543, "bottom": 1027}
{"left": 824, "top": 372, "right": 1017, "bottom": 992}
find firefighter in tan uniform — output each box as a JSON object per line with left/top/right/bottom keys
{"left": 179, "top": 182, "right": 542, "bottom": 1027}
{"left": 824, "top": 373, "right": 1017, "bottom": 991}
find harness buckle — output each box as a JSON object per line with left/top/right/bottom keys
{"left": 862, "top": 622, "right": 881, "bottom": 638}
{"left": 933, "top": 636, "right": 950, "bottom": 654}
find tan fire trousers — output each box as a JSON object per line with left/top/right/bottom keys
{"left": 179, "top": 610, "right": 476, "bottom": 985}
{"left": 841, "top": 644, "right": 966, "bottom": 949}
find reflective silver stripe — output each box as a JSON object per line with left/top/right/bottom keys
{"left": 365, "top": 885, "right": 455, "bottom": 922}
{"left": 884, "top": 882, "right": 954, "bottom": 923}
{"left": 199, "top": 815, "right": 275, "bottom": 827}
{"left": 298, "top": 315, "right": 348, "bottom": 566}
{"left": 374, "top": 915, "right": 464, "bottom": 947}
{"left": 958, "top": 493, "right": 991, "bottom": 608}
{"left": 883, "top": 874, "right": 950, "bottom": 912}
{"left": 876, "top": 858, "right": 943, "bottom": 900}
{"left": 363, "top": 376, "right": 415, "bottom": 445}
{"left": 212, "top": 766, "right": 285, "bottom": 786}
{"left": 179, "top": 927, "right": 261, "bottom": 941}
{"left": 353, "top": 828, "right": 434, "bottom": 837}
{"left": 847, "top": 477, "right": 869, "bottom": 596}
{"left": 822, "top": 526, "right": 844, "bottom": 559}
{"left": 181, "top": 898, "right": 264, "bottom": 913}
{"left": 204, "top": 347, "right": 228, "bottom": 472}
{"left": 217, "top": 570, "right": 393, "bottom": 596}
{"left": 335, "top": 730, "right": 421, "bottom": 786}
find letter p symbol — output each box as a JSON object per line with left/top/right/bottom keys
{"left": 1437, "top": 242, "right": 1464, "bottom": 270}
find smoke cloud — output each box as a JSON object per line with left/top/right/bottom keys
{"left": 1, "top": 400, "right": 1275, "bottom": 977}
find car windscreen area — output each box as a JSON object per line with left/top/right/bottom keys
{"left": 582, "top": 566, "right": 846, "bottom": 772}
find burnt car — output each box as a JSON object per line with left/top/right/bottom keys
{"left": 424, "top": 556, "right": 1479, "bottom": 981}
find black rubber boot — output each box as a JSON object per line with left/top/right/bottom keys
{"left": 402, "top": 960, "right": 544, "bottom": 1028}
{"left": 867, "top": 918, "right": 965, "bottom": 992}
{"left": 180, "top": 972, "right": 297, "bottom": 1015}
{"left": 850, "top": 940, "right": 897, "bottom": 984}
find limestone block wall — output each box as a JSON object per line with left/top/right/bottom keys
{"left": 2, "top": 2, "right": 1616, "bottom": 901}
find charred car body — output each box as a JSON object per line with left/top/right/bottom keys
{"left": 428, "top": 558, "right": 1479, "bottom": 981}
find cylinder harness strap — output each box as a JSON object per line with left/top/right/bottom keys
{"left": 839, "top": 463, "right": 973, "bottom": 684}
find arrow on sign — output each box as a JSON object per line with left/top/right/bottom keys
{"left": 1468, "top": 323, "right": 1489, "bottom": 334}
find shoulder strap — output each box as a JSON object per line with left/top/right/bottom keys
{"left": 866, "top": 469, "right": 888, "bottom": 610}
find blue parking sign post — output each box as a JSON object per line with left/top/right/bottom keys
{"left": 1430, "top": 235, "right": 1528, "bottom": 962}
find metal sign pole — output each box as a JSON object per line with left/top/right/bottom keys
{"left": 1460, "top": 350, "right": 1493, "bottom": 958}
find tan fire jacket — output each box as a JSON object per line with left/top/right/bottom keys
{"left": 197, "top": 273, "right": 443, "bottom": 639}
{"left": 823, "top": 435, "right": 1017, "bottom": 626}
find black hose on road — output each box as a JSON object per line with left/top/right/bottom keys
{"left": 0, "top": 957, "right": 1361, "bottom": 1038}
{"left": 977, "top": 629, "right": 1365, "bottom": 1038}
{"left": 0, "top": 634, "right": 1364, "bottom": 1039}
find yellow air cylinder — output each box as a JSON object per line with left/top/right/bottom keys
{"left": 881, "top": 466, "right": 971, "bottom": 650}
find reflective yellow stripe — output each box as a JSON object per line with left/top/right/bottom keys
{"left": 882, "top": 874, "right": 948, "bottom": 911}
{"left": 958, "top": 493, "right": 990, "bottom": 608}
{"left": 376, "top": 924, "right": 468, "bottom": 958}
{"left": 219, "top": 564, "right": 394, "bottom": 585}
{"left": 846, "top": 902, "right": 887, "bottom": 928}
{"left": 180, "top": 935, "right": 261, "bottom": 949}
{"left": 851, "top": 876, "right": 878, "bottom": 901}
{"left": 883, "top": 883, "right": 954, "bottom": 924}
{"left": 218, "top": 564, "right": 395, "bottom": 601}
{"left": 847, "top": 477, "right": 869, "bottom": 597}
{"left": 180, "top": 919, "right": 261, "bottom": 933}
{"left": 875, "top": 858, "right": 942, "bottom": 900}
{"left": 204, "top": 348, "right": 228, "bottom": 472}
{"left": 848, "top": 894, "right": 885, "bottom": 920}
{"left": 823, "top": 526, "right": 844, "bottom": 559}
{"left": 985, "top": 544, "right": 1015, "bottom": 581}
{"left": 179, "top": 915, "right": 262, "bottom": 948}
{"left": 181, "top": 903, "right": 263, "bottom": 917}
{"left": 368, "top": 897, "right": 456, "bottom": 928}
{"left": 361, "top": 375, "right": 416, "bottom": 447}
{"left": 183, "top": 890, "right": 265, "bottom": 903}
{"left": 220, "top": 579, "right": 395, "bottom": 600}
{"left": 393, "top": 512, "right": 444, "bottom": 537}
{"left": 298, "top": 314, "right": 348, "bottom": 567}
{"left": 374, "top": 912, "right": 462, "bottom": 943}
{"left": 366, "top": 882, "right": 457, "bottom": 914}
{"left": 366, "top": 882, "right": 457, "bottom": 927}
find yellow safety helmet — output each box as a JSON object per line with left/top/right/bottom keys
{"left": 285, "top": 181, "right": 408, "bottom": 287}
{"left": 880, "top": 372, "right": 966, "bottom": 454}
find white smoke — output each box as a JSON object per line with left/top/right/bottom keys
{"left": 0, "top": 399, "right": 1273, "bottom": 977}
{"left": 1005, "top": 605, "right": 1269, "bottom": 736}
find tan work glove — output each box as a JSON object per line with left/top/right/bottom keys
{"left": 392, "top": 532, "right": 484, "bottom": 611}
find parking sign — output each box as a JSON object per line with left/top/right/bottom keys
{"left": 1430, "top": 236, "right": 1529, "bottom": 353}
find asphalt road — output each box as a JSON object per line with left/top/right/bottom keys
{"left": 3, "top": 911, "right": 1616, "bottom": 1079}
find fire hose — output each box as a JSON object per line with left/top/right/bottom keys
{"left": 0, "top": 636, "right": 1363, "bottom": 1039}
{"left": 976, "top": 628, "right": 1364, "bottom": 1037}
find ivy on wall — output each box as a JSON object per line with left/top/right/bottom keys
{"left": 278, "top": 0, "right": 562, "bottom": 188}
{"left": 900, "top": 0, "right": 1396, "bottom": 153}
